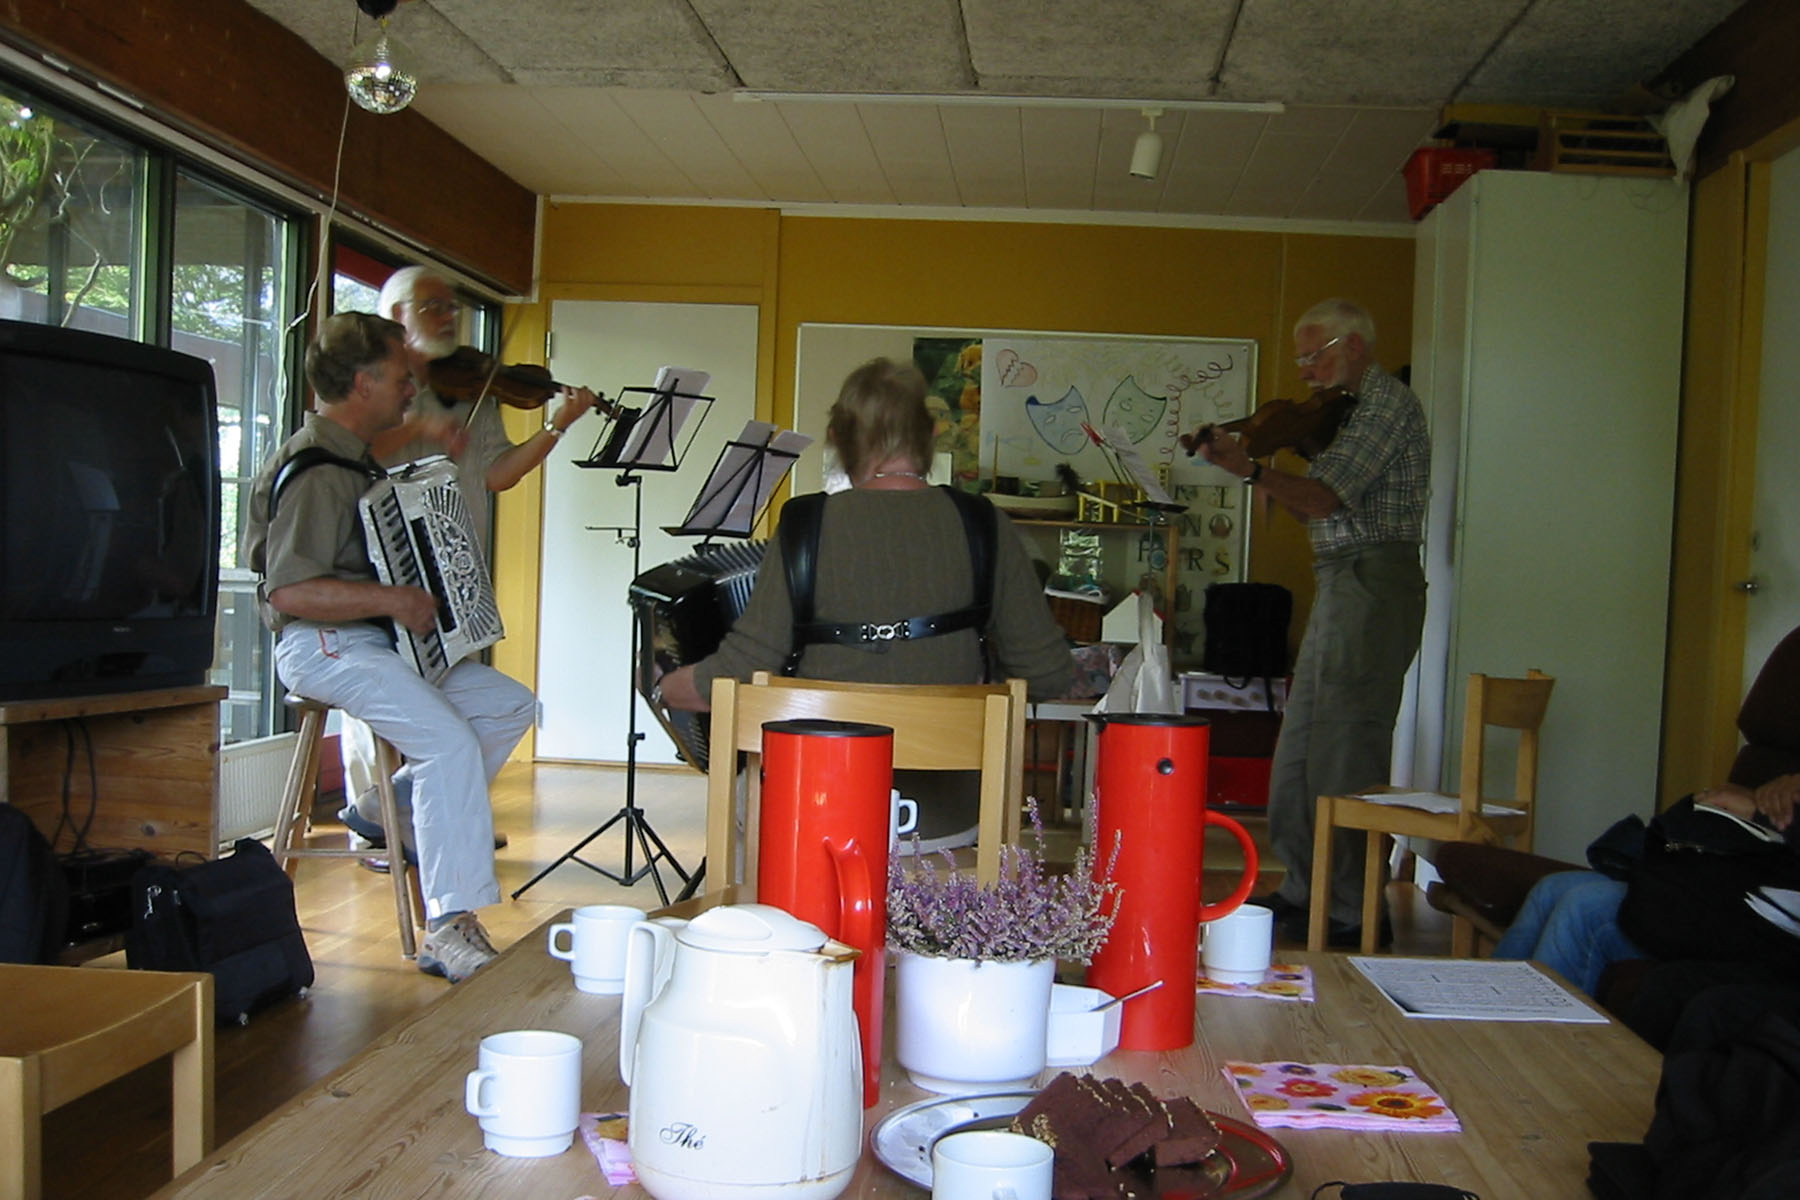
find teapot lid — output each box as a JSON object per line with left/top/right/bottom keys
{"left": 677, "top": 903, "right": 829, "bottom": 954}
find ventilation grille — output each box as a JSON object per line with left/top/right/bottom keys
{"left": 219, "top": 732, "right": 298, "bottom": 842}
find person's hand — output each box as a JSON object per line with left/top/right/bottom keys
{"left": 387, "top": 585, "right": 439, "bottom": 636}
{"left": 416, "top": 413, "right": 470, "bottom": 459}
{"left": 1698, "top": 786, "right": 1757, "bottom": 820}
{"left": 550, "top": 386, "right": 599, "bottom": 434}
{"left": 1752, "top": 773, "right": 1800, "bottom": 831}
{"left": 1195, "top": 429, "right": 1253, "bottom": 479}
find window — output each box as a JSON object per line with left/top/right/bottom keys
{"left": 172, "top": 170, "right": 297, "bottom": 743}
{"left": 3, "top": 77, "right": 303, "bottom": 743}
{"left": 0, "top": 95, "right": 145, "bottom": 331}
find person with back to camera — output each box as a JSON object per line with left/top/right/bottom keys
{"left": 656, "top": 356, "right": 1074, "bottom": 850}
{"left": 243, "top": 312, "right": 536, "bottom": 983}
{"left": 1195, "top": 298, "right": 1429, "bottom": 948}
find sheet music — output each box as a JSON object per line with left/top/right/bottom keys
{"left": 1081, "top": 421, "right": 1180, "bottom": 508}
{"left": 617, "top": 366, "right": 709, "bottom": 466}
{"left": 1350, "top": 957, "right": 1607, "bottom": 1022}
{"left": 678, "top": 420, "right": 811, "bottom": 534}
{"left": 1352, "top": 791, "right": 1523, "bottom": 818}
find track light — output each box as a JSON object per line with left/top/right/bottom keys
{"left": 1130, "top": 108, "right": 1164, "bottom": 180}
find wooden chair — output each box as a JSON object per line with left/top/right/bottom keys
{"left": 1307, "top": 669, "right": 1555, "bottom": 955}
{"left": 704, "top": 673, "right": 1028, "bottom": 892}
{"left": 268, "top": 695, "right": 421, "bottom": 957}
{"left": 2, "top": 963, "right": 212, "bottom": 1200}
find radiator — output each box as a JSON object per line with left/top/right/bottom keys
{"left": 219, "top": 732, "right": 299, "bottom": 842}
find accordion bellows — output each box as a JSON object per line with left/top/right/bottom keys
{"left": 359, "top": 456, "right": 503, "bottom": 684}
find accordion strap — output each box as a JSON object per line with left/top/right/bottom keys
{"left": 269, "top": 447, "right": 382, "bottom": 522}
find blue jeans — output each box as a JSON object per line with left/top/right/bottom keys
{"left": 1492, "top": 870, "right": 1647, "bottom": 996}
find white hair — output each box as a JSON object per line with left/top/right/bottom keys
{"left": 375, "top": 265, "right": 444, "bottom": 321}
{"left": 1295, "top": 297, "right": 1376, "bottom": 350}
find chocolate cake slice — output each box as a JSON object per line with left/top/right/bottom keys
{"left": 1150, "top": 1095, "right": 1222, "bottom": 1167}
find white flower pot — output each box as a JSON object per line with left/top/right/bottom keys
{"left": 893, "top": 952, "right": 1055, "bottom": 1094}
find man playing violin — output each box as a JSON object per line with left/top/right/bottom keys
{"left": 336, "top": 265, "right": 598, "bottom": 866}
{"left": 1195, "top": 297, "right": 1429, "bottom": 948}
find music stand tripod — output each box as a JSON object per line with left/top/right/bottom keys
{"left": 511, "top": 370, "right": 713, "bottom": 905}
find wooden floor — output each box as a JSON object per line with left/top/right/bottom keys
{"left": 39, "top": 762, "right": 1451, "bottom": 1200}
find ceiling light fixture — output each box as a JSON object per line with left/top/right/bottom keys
{"left": 1130, "top": 108, "right": 1163, "bottom": 180}
{"left": 731, "top": 91, "right": 1283, "bottom": 115}
{"left": 345, "top": 0, "right": 418, "bottom": 115}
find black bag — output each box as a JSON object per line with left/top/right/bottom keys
{"left": 1201, "top": 582, "right": 1292, "bottom": 691}
{"left": 1616, "top": 797, "right": 1800, "bottom": 966}
{"left": 127, "top": 837, "right": 314, "bottom": 1024}
{"left": 0, "top": 804, "right": 69, "bottom": 964}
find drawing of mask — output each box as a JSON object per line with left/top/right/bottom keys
{"left": 1025, "top": 386, "right": 1091, "bottom": 454}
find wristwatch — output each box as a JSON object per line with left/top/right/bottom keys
{"left": 543, "top": 417, "right": 566, "bottom": 438}
{"left": 1243, "top": 462, "right": 1263, "bottom": 485}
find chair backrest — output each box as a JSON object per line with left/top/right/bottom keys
{"left": 1457, "top": 669, "right": 1555, "bottom": 846}
{"left": 704, "top": 674, "right": 1027, "bottom": 893}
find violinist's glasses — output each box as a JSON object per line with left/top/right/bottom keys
{"left": 411, "top": 297, "right": 463, "bottom": 318}
{"left": 1294, "top": 334, "right": 1345, "bottom": 368}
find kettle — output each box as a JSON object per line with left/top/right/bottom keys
{"left": 620, "top": 903, "right": 863, "bottom": 1200}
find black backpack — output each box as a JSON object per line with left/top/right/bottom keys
{"left": 0, "top": 804, "right": 69, "bottom": 964}
{"left": 1201, "top": 582, "right": 1293, "bottom": 696}
{"left": 777, "top": 487, "right": 997, "bottom": 676}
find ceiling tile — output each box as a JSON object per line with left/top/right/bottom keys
{"left": 962, "top": 0, "right": 1238, "bottom": 90}
{"left": 690, "top": 0, "right": 974, "bottom": 92}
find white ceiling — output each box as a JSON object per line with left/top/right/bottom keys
{"left": 246, "top": 0, "right": 1745, "bottom": 229}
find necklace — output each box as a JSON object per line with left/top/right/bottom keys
{"left": 868, "top": 470, "right": 928, "bottom": 482}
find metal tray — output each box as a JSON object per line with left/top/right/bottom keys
{"left": 868, "top": 1088, "right": 1292, "bottom": 1197}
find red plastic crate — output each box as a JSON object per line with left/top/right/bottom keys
{"left": 1404, "top": 147, "right": 1497, "bottom": 220}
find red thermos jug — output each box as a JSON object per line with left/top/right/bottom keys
{"left": 756, "top": 718, "right": 893, "bottom": 1109}
{"left": 1086, "top": 713, "right": 1259, "bottom": 1050}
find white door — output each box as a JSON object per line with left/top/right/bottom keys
{"left": 1744, "top": 146, "right": 1800, "bottom": 687}
{"left": 537, "top": 300, "right": 760, "bottom": 763}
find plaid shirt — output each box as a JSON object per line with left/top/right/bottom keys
{"left": 1305, "top": 364, "right": 1429, "bottom": 559}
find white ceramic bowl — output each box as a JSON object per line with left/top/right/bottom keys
{"left": 1045, "top": 984, "right": 1123, "bottom": 1067}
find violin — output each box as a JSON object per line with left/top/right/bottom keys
{"left": 1178, "top": 386, "right": 1358, "bottom": 462}
{"left": 426, "top": 345, "right": 616, "bottom": 415}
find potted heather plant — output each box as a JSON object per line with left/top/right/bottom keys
{"left": 886, "top": 803, "right": 1120, "bottom": 1094}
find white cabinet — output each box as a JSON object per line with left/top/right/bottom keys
{"left": 1406, "top": 170, "right": 1689, "bottom": 863}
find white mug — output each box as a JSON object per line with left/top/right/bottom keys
{"left": 1201, "top": 903, "right": 1274, "bottom": 984}
{"left": 463, "top": 1029, "right": 582, "bottom": 1157}
{"left": 893, "top": 788, "right": 919, "bottom": 843}
{"left": 931, "top": 1130, "right": 1053, "bottom": 1200}
{"left": 548, "top": 904, "right": 646, "bottom": 994}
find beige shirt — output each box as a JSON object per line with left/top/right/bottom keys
{"left": 242, "top": 415, "right": 380, "bottom": 632}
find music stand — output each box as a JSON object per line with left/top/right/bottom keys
{"left": 667, "top": 419, "right": 811, "bottom": 541}
{"left": 1080, "top": 421, "right": 1187, "bottom": 520}
{"left": 511, "top": 368, "right": 713, "bottom": 905}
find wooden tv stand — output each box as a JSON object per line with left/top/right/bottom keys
{"left": 1, "top": 683, "right": 224, "bottom": 864}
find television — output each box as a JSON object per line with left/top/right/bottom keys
{"left": 0, "top": 318, "right": 221, "bottom": 701}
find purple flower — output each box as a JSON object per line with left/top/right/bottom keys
{"left": 886, "top": 798, "right": 1121, "bottom": 963}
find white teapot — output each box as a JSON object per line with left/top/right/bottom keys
{"left": 620, "top": 903, "right": 863, "bottom": 1200}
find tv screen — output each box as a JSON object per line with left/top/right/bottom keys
{"left": 0, "top": 319, "right": 221, "bottom": 700}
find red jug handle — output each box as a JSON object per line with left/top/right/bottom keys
{"left": 1197, "top": 809, "right": 1260, "bottom": 923}
{"left": 823, "top": 836, "right": 875, "bottom": 954}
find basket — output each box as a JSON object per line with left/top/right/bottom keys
{"left": 1534, "top": 111, "right": 1674, "bottom": 177}
{"left": 1403, "top": 147, "right": 1497, "bottom": 220}
{"left": 1047, "top": 594, "right": 1105, "bottom": 643}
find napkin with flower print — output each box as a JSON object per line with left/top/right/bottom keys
{"left": 1196, "top": 962, "right": 1314, "bottom": 1001}
{"left": 1221, "top": 1061, "right": 1462, "bottom": 1132}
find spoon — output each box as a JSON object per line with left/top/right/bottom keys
{"left": 1089, "top": 979, "right": 1164, "bottom": 1012}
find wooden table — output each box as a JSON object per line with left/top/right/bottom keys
{"left": 150, "top": 916, "right": 1660, "bottom": 1199}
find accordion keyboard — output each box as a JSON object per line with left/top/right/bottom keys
{"left": 359, "top": 456, "right": 504, "bottom": 684}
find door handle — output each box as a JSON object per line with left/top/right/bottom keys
{"left": 1733, "top": 579, "right": 1761, "bottom": 594}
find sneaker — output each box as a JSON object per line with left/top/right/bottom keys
{"left": 417, "top": 913, "right": 500, "bottom": 983}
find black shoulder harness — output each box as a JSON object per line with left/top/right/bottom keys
{"left": 267, "top": 447, "right": 383, "bottom": 523}
{"left": 779, "top": 485, "right": 997, "bottom": 677}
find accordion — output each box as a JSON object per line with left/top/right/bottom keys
{"left": 359, "top": 456, "right": 504, "bottom": 684}
{"left": 629, "top": 540, "right": 766, "bottom": 771}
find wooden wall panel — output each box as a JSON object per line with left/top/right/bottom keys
{"left": 0, "top": 0, "right": 536, "bottom": 293}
